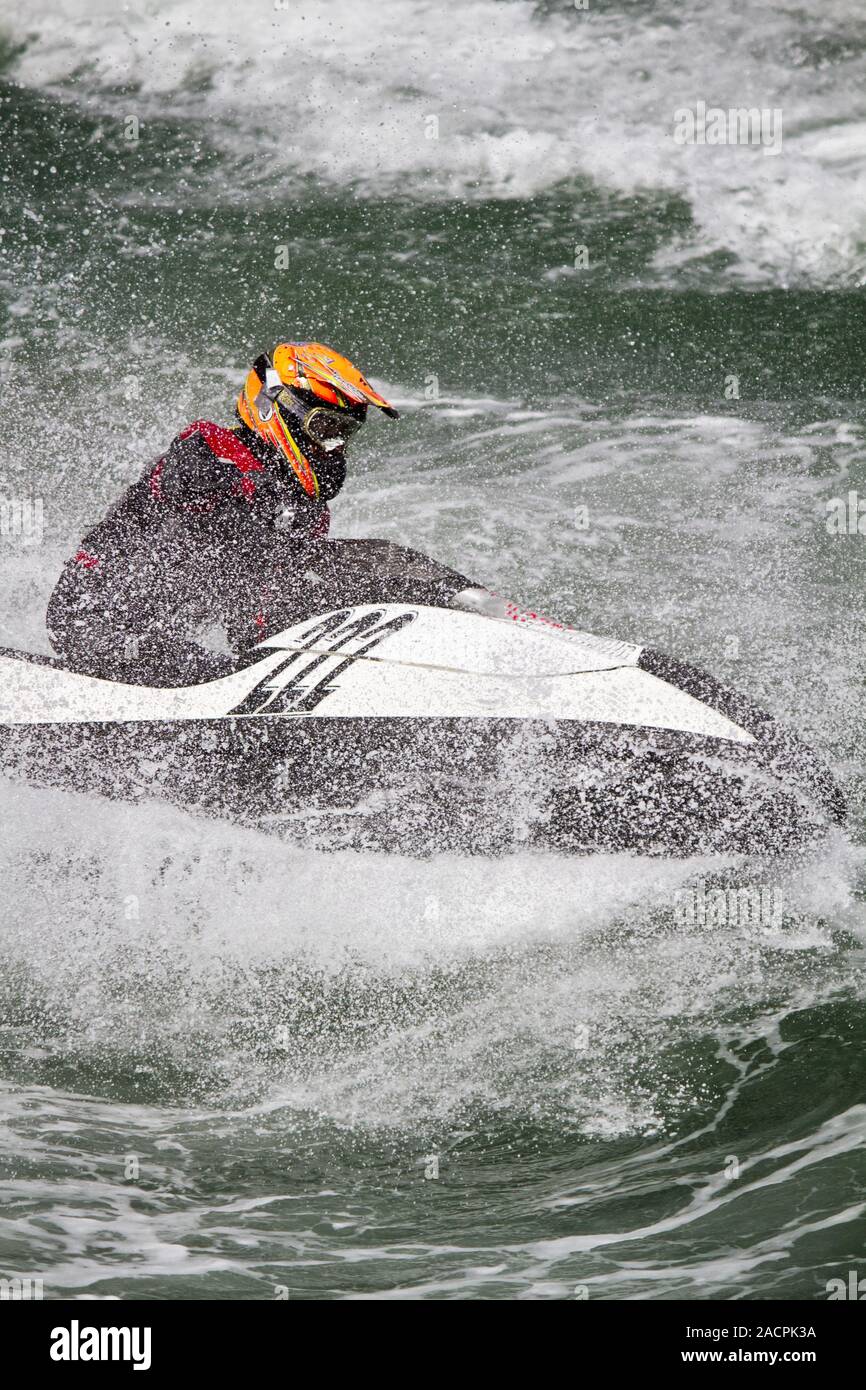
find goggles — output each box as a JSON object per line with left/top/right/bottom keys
{"left": 297, "top": 404, "right": 363, "bottom": 452}
{"left": 254, "top": 368, "right": 364, "bottom": 453}
{"left": 275, "top": 391, "right": 362, "bottom": 453}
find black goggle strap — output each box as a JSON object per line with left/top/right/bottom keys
{"left": 252, "top": 353, "right": 285, "bottom": 421}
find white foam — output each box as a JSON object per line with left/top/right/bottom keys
{"left": 0, "top": 772, "right": 862, "bottom": 1132}
{"left": 4, "top": 0, "right": 866, "bottom": 283}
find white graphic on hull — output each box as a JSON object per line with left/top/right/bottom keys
{"left": 0, "top": 604, "right": 753, "bottom": 743}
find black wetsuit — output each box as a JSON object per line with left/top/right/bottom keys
{"left": 47, "top": 419, "right": 332, "bottom": 685}
{"left": 48, "top": 419, "right": 476, "bottom": 687}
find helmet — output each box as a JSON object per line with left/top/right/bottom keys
{"left": 237, "top": 342, "right": 399, "bottom": 502}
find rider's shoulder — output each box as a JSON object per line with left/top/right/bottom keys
{"left": 172, "top": 421, "right": 260, "bottom": 469}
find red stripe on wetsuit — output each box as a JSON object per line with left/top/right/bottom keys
{"left": 150, "top": 421, "right": 264, "bottom": 509}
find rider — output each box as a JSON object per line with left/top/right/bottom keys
{"left": 46, "top": 342, "right": 400, "bottom": 684}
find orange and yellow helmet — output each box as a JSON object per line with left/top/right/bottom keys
{"left": 237, "top": 342, "right": 398, "bottom": 501}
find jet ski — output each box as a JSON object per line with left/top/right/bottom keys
{"left": 0, "top": 541, "right": 845, "bottom": 856}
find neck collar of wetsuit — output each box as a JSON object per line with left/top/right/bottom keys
{"left": 235, "top": 418, "right": 323, "bottom": 500}
{"left": 234, "top": 421, "right": 279, "bottom": 466}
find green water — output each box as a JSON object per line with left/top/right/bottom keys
{"left": 0, "top": 0, "right": 864, "bottom": 1300}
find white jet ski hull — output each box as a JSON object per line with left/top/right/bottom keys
{"left": 0, "top": 602, "right": 844, "bottom": 856}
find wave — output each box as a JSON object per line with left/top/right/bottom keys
{"left": 0, "top": 773, "right": 862, "bottom": 1134}
{"left": 2, "top": 0, "right": 866, "bottom": 285}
